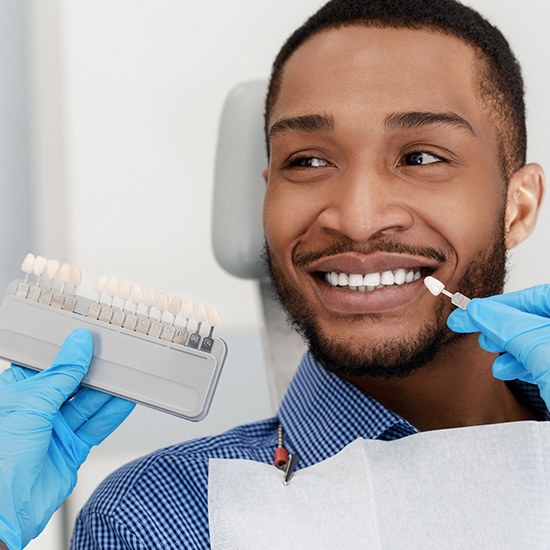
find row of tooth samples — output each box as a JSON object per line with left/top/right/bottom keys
{"left": 15, "top": 254, "right": 220, "bottom": 353}
{"left": 16, "top": 253, "right": 82, "bottom": 312}
{"left": 86, "top": 276, "right": 221, "bottom": 352}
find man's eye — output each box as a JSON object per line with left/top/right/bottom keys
{"left": 403, "top": 152, "right": 443, "bottom": 166}
{"left": 289, "top": 156, "right": 329, "bottom": 168}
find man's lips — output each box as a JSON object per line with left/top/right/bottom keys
{"left": 301, "top": 252, "right": 442, "bottom": 314}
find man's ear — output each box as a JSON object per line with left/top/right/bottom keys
{"left": 262, "top": 167, "right": 268, "bottom": 185}
{"left": 505, "top": 162, "right": 545, "bottom": 249}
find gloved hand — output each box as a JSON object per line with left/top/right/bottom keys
{"left": 447, "top": 284, "right": 550, "bottom": 405}
{"left": 0, "top": 328, "right": 135, "bottom": 550}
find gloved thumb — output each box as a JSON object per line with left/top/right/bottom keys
{"left": 31, "top": 328, "right": 94, "bottom": 408}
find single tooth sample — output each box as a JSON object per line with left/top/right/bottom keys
{"left": 123, "top": 283, "right": 143, "bottom": 331}
{"left": 424, "top": 275, "right": 470, "bottom": 310}
{"left": 27, "top": 255, "right": 48, "bottom": 301}
{"left": 87, "top": 274, "right": 109, "bottom": 318}
{"left": 51, "top": 262, "right": 71, "bottom": 308}
{"left": 63, "top": 266, "right": 82, "bottom": 312}
{"left": 137, "top": 287, "right": 156, "bottom": 334}
{"left": 161, "top": 295, "right": 182, "bottom": 341}
{"left": 16, "top": 253, "right": 35, "bottom": 297}
{"left": 39, "top": 259, "right": 60, "bottom": 305}
{"left": 200, "top": 306, "right": 221, "bottom": 353}
{"left": 148, "top": 291, "right": 169, "bottom": 338}
{"left": 99, "top": 277, "right": 119, "bottom": 322}
{"left": 187, "top": 302, "right": 208, "bottom": 349}
{"left": 112, "top": 280, "right": 132, "bottom": 326}
{"left": 174, "top": 299, "right": 195, "bottom": 345}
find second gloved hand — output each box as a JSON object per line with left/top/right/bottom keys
{"left": 447, "top": 284, "right": 550, "bottom": 405}
{"left": 0, "top": 329, "right": 135, "bottom": 550}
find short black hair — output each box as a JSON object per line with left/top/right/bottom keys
{"left": 264, "top": 0, "right": 526, "bottom": 179}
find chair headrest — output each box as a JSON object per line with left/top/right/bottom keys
{"left": 212, "top": 80, "right": 268, "bottom": 279}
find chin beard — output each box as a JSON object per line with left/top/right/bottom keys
{"left": 263, "top": 227, "right": 507, "bottom": 379}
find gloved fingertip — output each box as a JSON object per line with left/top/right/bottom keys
{"left": 446, "top": 308, "right": 475, "bottom": 333}
{"left": 52, "top": 329, "right": 94, "bottom": 371}
{"left": 492, "top": 353, "right": 527, "bottom": 381}
{"left": 478, "top": 334, "right": 503, "bottom": 353}
{"left": 64, "top": 328, "right": 93, "bottom": 352}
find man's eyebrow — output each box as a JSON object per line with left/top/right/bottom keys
{"left": 385, "top": 111, "right": 476, "bottom": 136}
{"left": 269, "top": 114, "right": 335, "bottom": 141}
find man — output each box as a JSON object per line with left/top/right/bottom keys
{"left": 71, "top": 0, "right": 548, "bottom": 547}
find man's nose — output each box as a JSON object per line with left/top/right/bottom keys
{"left": 316, "top": 165, "right": 414, "bottom": 242}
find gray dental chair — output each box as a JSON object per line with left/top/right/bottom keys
{"left": 212, "top": 80, "right": 306, "bottom": 405}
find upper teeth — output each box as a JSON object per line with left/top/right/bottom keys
{"left": 325, "top": 269, "right": 422, "bottom": 290}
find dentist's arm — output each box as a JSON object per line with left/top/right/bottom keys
{"left": 447, "top": 285, "right": 550, "bottom": 403}
{"left": 0, "top": 329, "right": 135, "bottom": 550}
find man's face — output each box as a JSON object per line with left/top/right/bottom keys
{"left": 263, "top": 26, "right": 509, "bottom": 377}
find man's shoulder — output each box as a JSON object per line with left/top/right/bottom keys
{"left": 78, "top": 415, "right": 278, "bottom": 518}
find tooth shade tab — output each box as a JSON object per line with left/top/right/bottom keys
{"left": 33, "top": 256, "right": 47, "bottom": 276}
{"left": 207, "top": 306, "right": 222, "bottom": 326}
{"left": 93, "top": 275, "right": 109, "bottom": 295}
{"left": 106, "top": 277, "right": 119, "bottom": 298}
{"left": 46, "top": 260, "right": 60, "bottom": 280}
{"left": 156, "top": 292, "right": 169, "bottom": 312}
{"left": 118, "top": 280, "right": 132, "bottom": 302}
{"left": 58, "top": 263, "right": 71, "bottom": 283}
{"left": 144, "top": 287, "right": 157, "bottom": 308}
{"left": 424, "top": 276, "right": 445, "bottom": 296}
{"left": 21, "top": 253, "right": 35, "bottom": 274}
{"left": 423, "top": 276, "right": 471, "bottom": 310}
{"left": 168, "top": 296, "right": 183, "bottom": 317}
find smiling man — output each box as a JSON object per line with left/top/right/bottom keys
{"left": 72, "top": 1, "right": 547, "bottom": 548}
{"left": 261, "top": 20, "right": 543, "bottom": 430}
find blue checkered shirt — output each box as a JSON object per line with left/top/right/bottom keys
{"left": 70, "top": 352, "right": 548, "bottom": 549}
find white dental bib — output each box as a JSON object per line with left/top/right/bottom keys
{"left": 209, "top": 421, "right": 550, "bottom": 549}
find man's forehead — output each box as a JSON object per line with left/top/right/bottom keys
{"left": 270, "top": 25, "right": 480, "bottom": 128}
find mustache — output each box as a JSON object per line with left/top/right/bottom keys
{"left": 293, "top": 238, "right": 448, "bottom": 268}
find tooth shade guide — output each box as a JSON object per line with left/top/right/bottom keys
{"left": 2, "top": 256, "right": 229, "bottom": 420}
{"left": 11, "top": 254, "right": 223, "bottom": 355}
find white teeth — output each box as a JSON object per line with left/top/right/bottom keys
{"left": 348, "top": 273, "right": 363, "bottom": 287}
{"left": 338, "top": 273, "right": 349, "bottom": 286}
{"left": 325, "top": 269, "right": 423, "bottom": 291}
{"left": 363, "top": 272, "right": 380, "bottom": 286}
{"left": 380, "top": 271, "right": 394, "bottom": 285}
{"left": 394, "top": 268, "right": 406, "bottom": 285}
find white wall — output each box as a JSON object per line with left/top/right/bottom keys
{"left": 8, "top": 0, "right": 550, "bottom": 547}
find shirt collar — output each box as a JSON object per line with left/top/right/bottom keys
{"left": 277, "top": 353, "right": 550, "bottom": 468}
{"left": 277, "top": 352, "right": 416, "bottom": 467}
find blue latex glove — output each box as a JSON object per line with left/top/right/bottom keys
{"left": 0, "top": 329, "right": 135, "bottom": 550}
{"left": 447, "top": 284, "right": 550, "bottom": 405}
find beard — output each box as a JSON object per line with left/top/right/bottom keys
{"left": 263, "top": 221, "right": 508, "bottom": 380}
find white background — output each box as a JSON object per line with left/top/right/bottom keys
{"left": 2, "top": 0, "right": 549, "bottom": 547}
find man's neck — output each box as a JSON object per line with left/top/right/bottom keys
{"left": 341, "top": 334, "right": 539, "bottom": 431}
